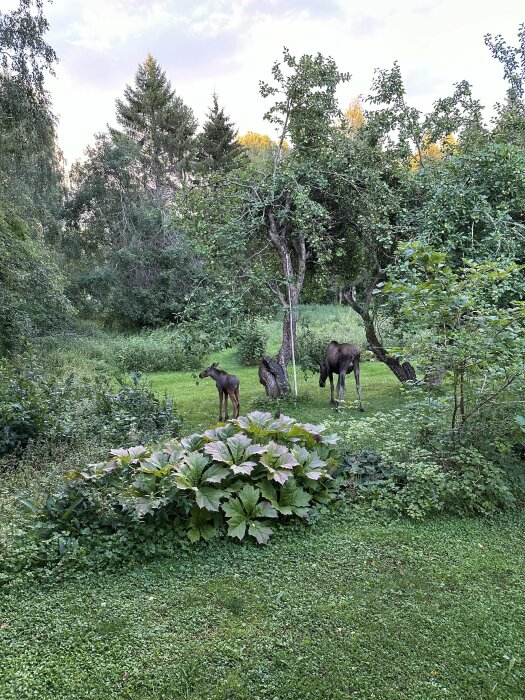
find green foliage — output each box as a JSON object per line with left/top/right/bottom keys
{"left": 336, "top": 396, "right": 525, "bottom": 520}
{"left": 410, "top": 142, "right": 525, "bottom": 265}
{"left": 0, "top": 205, "right": 71, "bottom": 355}
{"left": 115, "top": 54, "right": 197, "bottom": 187}
{"left": 237, "top": 321, "right": 269, "bottom": 366}
{"left": 384, "top": 243, "right": 525, "bottom": 429}
{"left": 65, "top": 57, "right": 200, "bottom": 330}
{"left": 485, "top": 24, "right": 525, "bottom": 147}
{"left": 222, "top": 483, "right": 278, "bottom": 544}
{"left": 14, "top": 412, "right": 339, "bottom": 564}
{"left": 296, "top": 326, "right": 330, "bottom": 374}
{"left": 261, "top": 47, "right": 350, "bottom": 153}
{"left": 113, "top": 326, "right": 212, "bottom": 372}
{"left": 341, "top": 450, "right": 396, "bottom": 491}
{"left": 195, "top": 92, "right": 245, "bottom": 174}
{"left": 94, "top": 372, "right": 181, "bottom": 446}
{"left": 2, "top": 507, "right": 525, "bottom": 698}
{"left": 0, "top": 359, "right": 82, "bottom": 455}
{"left": 0, "top": 360, "right": 181, "bottom": 457}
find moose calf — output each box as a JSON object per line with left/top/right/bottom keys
{"left": 199, "top": 362, "right": 240, "bottom": 420}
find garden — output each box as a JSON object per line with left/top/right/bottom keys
{"left": 1, "top": 2, "right": 525, "bottom": 698}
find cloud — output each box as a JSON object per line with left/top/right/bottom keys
{"left": 350, "top": 14, "right": 386, "bottom": 37}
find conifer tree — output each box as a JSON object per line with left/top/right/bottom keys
{"left": 114, "top": 54, "right": 197, "bottom": 197}
{"left": 195, "top": 93, "right": 245, "bottom": 173}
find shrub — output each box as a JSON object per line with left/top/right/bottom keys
{"left": 0, "top": 359, "right": 86, "bottom": 456}
{"left": 114, "top": 324, "right": 213, "bottom": 373}
{"left": 296, "top": 327, "right": 331, "bottom": 374}
{"left": 113, "top": 332, "right": 179, "bottom": 373}
{"left": 335, "top": 397, "right": 524, "bottom": 519}
{"left": 20, "top": 412, "right": 341, "bottom": 552}
{"left": 237, "top": 321, "right": 269, "bottom": 365}
{"left": 0, "top": 360, "right": 181, "bottom": 457}
{"left": 94, "top": 372, "right": 181, "bottom": 446}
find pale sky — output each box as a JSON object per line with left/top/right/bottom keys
{"left": 6, "top": 0, "right": 524, "bottom": 165}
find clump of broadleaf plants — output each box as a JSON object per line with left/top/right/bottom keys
{"left": 20, "top": 412, "right": 340, "bottom": 552}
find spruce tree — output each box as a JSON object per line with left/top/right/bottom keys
{"left": 114, "top": 54, "right": 197, "bottom": 195}
{"left": 195, "top": 93, "right": 245, "bottom": 174}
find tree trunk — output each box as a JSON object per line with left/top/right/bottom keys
{"left": 362, "top": 312, "right": 417, "bottom": 382}
{"left": 258, "top": 207, "right": 305, "bottom": 399}
{"left": 259, "top": 355, "right": 291, "bottom": 398}
{"left": 259, "top": 298, "right": 298, "bottom": 398}
{"left": 343, "top": 285, "right": 417, "bottom": 383}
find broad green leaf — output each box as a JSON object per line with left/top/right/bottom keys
{"left": 222, "top": 497, "right": 246, "bottom": 520}
{"left": 109, "top": 446, "right": 149, "bottom": 462}
{"left": 187, "top": 506, "right": 217, "bottom": 541}
{"left": 226, "top": 434, "right": 253, "bottom": 462}
{"left": 183, "top": 451, "right": 211, "bottom": 472}
{"left": 260, "top": 441, "right": 297, "bottom": 484}
{"left": 164, "top": 442, "right": 186, "bottom": 462}
{"left": 248, "top": 521, "right": 273, "bottom": 545}
{"left": 203, "top": 424, "right": 237, "bottom": 440}
{"left": 181, "top": 434, "right": 205, "bottom": 451}
{"left": 139, "top": 452, "right": 171, "bottom": 475}
{"left": 203, "top": 440, "right": 232, "bottom": 463}
{"left": 230, "top": 460, "right": 256, "bottom": 476}
{"left": 238, "top": 484, "right": 261, "bottom": 515}
{"left": 252, "top": 500, "right": 278, "bottom": 519}
{"left": 269, "top": 415, "right": 297, "bottom": 431}
{"left": 259, "top": 479, "right": 278, "bottom": 503}
{"left": 187, "top": 527, "right": 201, "bottom": 543}
{"left": 260, "top": 478, "right": 310, "bottom": 516}
{"left": 236, "top": 411, "right": 273, "bottom": 429}
{"left": 195, "top": 485, "right": 224, "bottom": 512}
{"left": 293, "top": 446, "right": 329, "bottom": 480}
{"left": 227, "top": 518, "right": 247, "bottom": 540}
{"left": 203, "top": 464, "right": 230, "bottom": 483}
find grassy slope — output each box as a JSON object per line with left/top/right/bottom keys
{"left": 1, "top": 508, "right": 524, "bottom": 699}
{"left": 2, "top": 305, "right": 523, "bottom": 698}
{"left": 148, "top": 305, "right": 401, "bottom": 432}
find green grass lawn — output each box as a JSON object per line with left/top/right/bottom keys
{"left": 148, "top": 349, "right": 402, "bottom": 433}
{"left": 1, "top": 508, "right": 524, "bottom": 699}
{"left": 148, "top": 304, "right": 400, "bottom": 432}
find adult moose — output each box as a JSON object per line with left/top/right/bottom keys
{"left": 319, "top": 341, "right": 364, "bottom": 411}
{"left": 199, "top": 363, "right": 240, "bottom": 420}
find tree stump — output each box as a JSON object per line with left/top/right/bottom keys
{"left": 259, "top": 355, "right": 290, "bottom": 398}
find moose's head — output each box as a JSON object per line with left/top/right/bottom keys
{"left": 199, "top": 362, "right": 219, "bottom": 379}
{"left": 319, "top": 361, "right": 328, "bottom": 388}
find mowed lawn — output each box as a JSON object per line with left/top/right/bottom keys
{"left": 1, "top": 508, "right": 524, "bottom": 700}
{"left": 148, "top": 306, "right": 403, "bottom": 432}
{"left": 148, "top": 349, "right": 401, "bottom": 432}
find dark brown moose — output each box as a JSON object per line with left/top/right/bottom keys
{"left": 199, "top": 362, "right": 240, "bottom": 420}
{"left": 319, "top": 341, "right": 364, "bottom": 412}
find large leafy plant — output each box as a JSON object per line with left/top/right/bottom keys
{"left": 24, "top": 412, "right": 340, "bottom": 547}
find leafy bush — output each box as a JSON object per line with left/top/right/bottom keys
{"left": 114, "top": 326, "right": 211, "bottom": 373}
{"left": 341, "top": 450, "right": 396, "bottom": 492}
{"left": 296, "top": 327, "right": 331, "bottom": 374}
{"left": 336, "top": 401, "right": 523, "bottom": 519}
{"left": 20, "top": 412, "right": 340, "bottom": 551}
{"left": 237, "top": 321, "right": 269, "bottom": 365}
{"left": 93, "top": 372, "right": 181, "bottom": 446}
{"left": 341, "top": 446, "right": 517, "bottom": 520}
{"left": 0, "top": 360, "right": 86, "bottom": 456}
{"left": 36, "top": 323, "right": 214, "bottom": 377}
{"left": 0, "top": 205, "right": 72, "bottom": 355}
{"left": 0, "top": 360, "right": 181, "bottom": 457}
